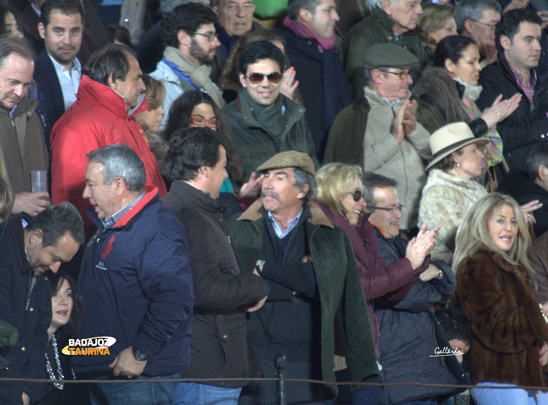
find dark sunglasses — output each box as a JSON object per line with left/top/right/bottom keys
{"left": 347, "top": 190, "right": 364, "bottom": 202}
{"left": 246, "top": 72, "right": 282, "bottom": 84}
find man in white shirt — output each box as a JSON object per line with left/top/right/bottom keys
{"left": 34, "top": 0, "right": 84, "bottom": 150}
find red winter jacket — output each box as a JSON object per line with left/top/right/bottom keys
{"left": 50, "top": 75, "right": 166, "bottom": 233}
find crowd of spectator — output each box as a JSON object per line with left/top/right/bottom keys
{"left": 2, "top": 0, "right": 548, "bottom": 404}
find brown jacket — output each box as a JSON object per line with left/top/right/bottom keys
{"left": 456, "top": 247, "right": 548, "bottom": 387}
{"left": 0, "top": 98, "right": 48, "bottom": 193}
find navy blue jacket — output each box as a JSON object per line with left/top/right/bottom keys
{"left": 477, "top": 53, "right": 548, "bottom": 173}
{"left": 276, "top": 29, "right": 352, "bottom": 161}
{"left": 0, "top": 214, "right": 51, "bottom": 404}
{"left": 34, "top": 49, "right": 69, "bottom": 151}
{"left": 373, "top": 228, "right": 469, "bottom": 404}
{"left": 74, "top": 188, "right": 194, "bottom": 376}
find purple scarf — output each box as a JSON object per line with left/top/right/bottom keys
{"left": 283, "top": 16, "right": 336, "bottom": 54}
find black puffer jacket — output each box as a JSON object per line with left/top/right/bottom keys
{"left": 374, "top": 228, "right": 469, "bottom": 405}
{"left": 477, "top": 52, "right": 548, "bottom": 173}
{"left": 163, "top": 180, "right": 270, "bottom": 387}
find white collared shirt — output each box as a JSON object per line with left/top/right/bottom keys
{"left": 48, "top": 54, "right": 82, "bottom": 111}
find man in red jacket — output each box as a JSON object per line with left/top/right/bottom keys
{"left": 50, "top": 44, "right": 167, "bottom": 236}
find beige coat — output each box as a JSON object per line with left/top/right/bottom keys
{"left": 364, "top": 87, "right": 431, "bottom": 230}
{"left": 418, "top": 169, "right": 487, "bottom": 266}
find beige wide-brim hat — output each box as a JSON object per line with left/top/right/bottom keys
{"left": 425, "top": 122, "right": 492, "bottom": 171}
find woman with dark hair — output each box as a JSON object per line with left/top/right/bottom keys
{"left": 0, "top": 5, "right": 23, "bottom": 38}
{"left": 415, "top": 35, "right": 521, "bottom": 189}
{"left": 163, "top": 90, "right": 262, "bottom": 216}
{"left": 219, "top": 29, "right": 299, "bottom": 104}
{"left": 38, "top": 273, "right": 85, "bottom": 405}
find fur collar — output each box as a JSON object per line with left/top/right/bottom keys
{"left": 475, "top": 246, "right": 527, "bottom": 279}
{"left": 237, "top": 200, "right": 334, "bottom": 228}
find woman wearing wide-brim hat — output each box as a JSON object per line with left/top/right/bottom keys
{"left": 418, "top": 122, "right": 539, "bottom": 267}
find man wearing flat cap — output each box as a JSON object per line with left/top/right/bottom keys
{"left": 325, "top": 43, "right": 432, "bottom": 231}
{"left": 227, "top": 151, "right": 378, "bottom": 403}
{"left": 342, "top": 0, "right": 428, "bottom": 97}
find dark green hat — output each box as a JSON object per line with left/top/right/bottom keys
{"left": 363, "top": 44, "right": 419, "bottom": 69}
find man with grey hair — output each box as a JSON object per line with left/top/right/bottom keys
{"left": 0, "top": 202, "right": 84, "bottom": 405}
{"left": 228, "top": 151, "right": 378, "bottom": 404}
{"left": 0, "top": 36, "right": 51, "bottom": 217}
{"left": 325, "top": 43, "right": 431, "bottom": 231}
{"left": 74, "top": 144, "right": 194, "bottom": 404}
{"left": 342, "top": 0, "right": 428, "bottom": 97}
{"left": 456, "top": 0, "right": 502, "bottom": 67}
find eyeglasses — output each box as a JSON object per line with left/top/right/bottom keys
{"left": 347, "top": 190, "right": 364, "bottom": 202}
{"left": 192, "top": 31, "right": 218, "bottom": 42}
{"left": 246, "top": 72, "right": 282, "bottom": 84}
{"left": 377, "top": 69, "right": 410, "bottom": 80}
{"left": 190, "top": 117, "right": 221, "bottom": 129}
{"left": 470, "top": 20, "right": 497, "bottom": 30}
{"left": 368, "top": 204, "right": 404, "bottom": 213}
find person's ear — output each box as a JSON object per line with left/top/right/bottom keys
{"left": 382, "top": 0, "right": 393, "bottom": 15}
{"left": 500, "top": 35, "right": 511, "bottom": 51}
{"left": 444, "top": 58, "right": 455, "bottom": 74}
{"left": 107, "top": 73, "right": 117, "bottom": 90}
{"left": 463, "top": 19, "right": 474, "bottom": 35}
{"left": 296, "top": 183, "right": 309, "bottom": 200}
{"left": 38, "top": 22, "right": 46, "bottom": 40}
{"left": 538, "top": 164, "right": 548, "bottom": 181}
{"left": 371, "top": 69, "right": 384, "bottom": 84}
{"left": 113, "top": 177, "right": 126, "bottom": 195}
{"left": 239, "top": 72, "right": 247, "bottom": 88}
{"left": 177, "top": 29, "right": 191, "bottom": 47}
{"left": 29, "top": 229, "right": 43, "bottom": 246}
{"left": 299, "top": 8, "right": 312, "bottom": 23}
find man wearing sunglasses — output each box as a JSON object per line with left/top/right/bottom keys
{"left": 223, "top": 40, "right": 318, "bottom": 181}
{"left": 151, "top": 2, "right": 225, "bottom": 129}
{"left": 325, "top": 43, "right": 432, "bottom": 232}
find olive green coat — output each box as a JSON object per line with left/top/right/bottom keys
{"left": 341, "top": 6, "right": 428, "bottom": 97}
{"left": 223, "top": 92, "right": 318, "bottom": 180}
{"left": 226, "top": 200, "right": 379, "bottom": 395}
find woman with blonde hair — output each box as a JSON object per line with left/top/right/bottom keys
{"left": 0, "top": 177, "right": 13, "bottom": 222}
{"left": 315, "top": 162, "right": 439, "bottom": 403}
{"left": 454, "top": 192, "right": 548, "bottom": 404}
{"left": 418, "top": 3, "right": 458, "bottom": 60}
{"left": 135, "top": 75, "right": 169, "bottom": 180}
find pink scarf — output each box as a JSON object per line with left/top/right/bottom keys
{"left": 283, "top": 16, "right": 336, "bottom": 54}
